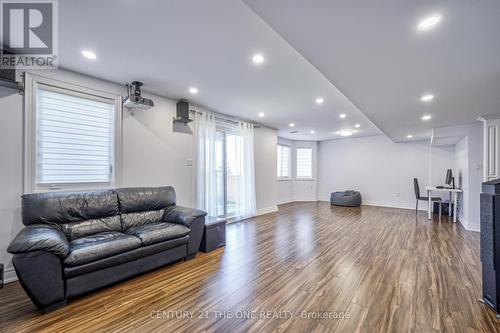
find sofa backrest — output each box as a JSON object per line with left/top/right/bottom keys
{"left": 116, "top": 186, "right": 176, "bottom": 230}
{"left": 22, "top": 190, "right": 121, "bottom": 241}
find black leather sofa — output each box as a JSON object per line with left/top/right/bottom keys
{"left": 7, "top": 186, "right": 207, "bottom": 312}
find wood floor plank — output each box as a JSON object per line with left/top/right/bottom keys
{"left": 0, "top": 202, "right": 499, "bottom": 333}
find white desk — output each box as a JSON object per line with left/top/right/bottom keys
{"left": 425, "top": 186, "right": 463, "bottom": 222}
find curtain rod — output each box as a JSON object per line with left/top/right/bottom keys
{"left": 189, "top": 109, "right": 261, "bottom": 128}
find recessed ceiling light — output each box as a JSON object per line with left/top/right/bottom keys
{"left": 189, "top": 87, "right": 198, "bottom": 94}
{"left": 81, "top": 50, "right": 97, "bottom": 60}
{"left": 339, "top": 113, "right": 346, "bottom": 119}
{"left": 258, "top": 112, "right": 265, "bottom": 117}
{"left": 353, "top": 130, "right": 359, "bottom": 134}
{"left": 310, "top": 130, "right": 315, "bottom": 134}
{"left": 420, "top": 94, "right": 434, "bottom": 102}
{"left": 421, "top": 115, "right": 432, "bottom": 121}
{"left": 315, "top": 97, "right": 324, "bottom": 104}
{"left": 417, "top": 14, "right": 442, "bottom": 31}
{"left": 354, "top": 124, "right": 361, "bottom": 128}
{"left": 252, "top": 53, "right": 265, "bottom": 64}
{"left": 339, "top": 130, "right": 353, "bottom": 137}
{"left": 289, "top": 123, "right": 295, "bottom": 127}
{"left": 407, "top": 134, "right": 414, "bottom": 139}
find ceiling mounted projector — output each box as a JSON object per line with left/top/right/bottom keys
{"left": 123, "top": 81, "right": 154, "bottom": 110}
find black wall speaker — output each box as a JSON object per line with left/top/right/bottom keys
{"left": 176, "top": 100, "right": 189, "bottom": 119}
{"left": 480, "top": 179, "right": 500, "bottom": 317}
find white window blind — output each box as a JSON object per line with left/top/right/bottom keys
{"left": 277, "top": 145, "right": 291, "bottom": 178}
{"left": 296, "top": 148, "right": 312, "bottom": 179}
{"left": 35, "top": 86, "right": 115, "bottom": 187}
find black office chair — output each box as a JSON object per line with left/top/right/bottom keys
{"left": 413, "top": 178, "right": 442, "bottom": 217}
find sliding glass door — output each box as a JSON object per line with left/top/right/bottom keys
{"left": 226, "top": 132, "right": 242, "bottom": 216}
{"left": 215, "top": 129, "right": 241, "bottom": 217}
{"left": 215, "top": 131, "right": 225, "bottom": 216}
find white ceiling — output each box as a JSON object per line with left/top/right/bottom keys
{"left": 57, "top": 0, "right": 381, "bottom": 141}
{"left": 243, "top": 0, "right": 500, "bottom": 142}
{"left": 58, "top": 1, "right": 500, "bottom": 143}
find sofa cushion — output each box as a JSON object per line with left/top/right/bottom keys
{"left": 121, "top": 209, "right": 165, "bottom": 230}
{"left": 116, "top": 187, "right": 176, "bottom": 214}
{"left": 22, "top": 190, "right": 119, "bottom": 226}
{"left": 64, "top": 231, "right": 141, "bottom": 267}
{"left": 60, "top": 215, "right": 122, "bottom": 241}
{"left": 63, "top": 235, "right": 189, "bottom": 278}
{"left": 125, "top": 222, "right": 190, "bottom": 246}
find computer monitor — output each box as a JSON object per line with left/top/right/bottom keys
{"left": 445, "top": 169, "right": 453, "bottom": 187}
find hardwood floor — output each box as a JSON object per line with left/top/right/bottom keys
{"left": 0, "top": 202, "right": 498, "bottom": 332}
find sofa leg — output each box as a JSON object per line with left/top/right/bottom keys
{"left": 185, "top": 254, "right": 196, "bottom": 261}
{"left": 42, "top": 300, "right": 68, "bottom": 313}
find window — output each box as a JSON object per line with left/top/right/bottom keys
{"left": 296, "top": 147, "right": 313, "bottom": 179}
{"left": 277, "top": 144, "right": 291, "bottom": 179}
{"left": 25, "top": 74, "right": 121, "bottom": 191}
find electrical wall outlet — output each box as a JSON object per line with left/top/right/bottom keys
{"left": 186, "top": 158, "right": 193, "bottom": 167}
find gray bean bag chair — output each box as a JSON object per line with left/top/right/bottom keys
{"left": 330, "top": 190, "right": 362, "bottom": 207}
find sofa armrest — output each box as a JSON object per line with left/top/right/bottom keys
{"left": 164, "top": 206, "right": 207, "bottom": 258}
{"left": 164, "top": 206, "right": 207, "bottom": 227}
{"left": 12, "top": 251, "right": 67, "bottom": 312}
{"left": 7, "top": 224, "right": 70, "bottom": 258}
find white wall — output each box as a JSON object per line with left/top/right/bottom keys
{"left": 433, "top": 123, "right": 483, "bottom": 230}
{"left": 0, "top": 87, "right": 24, "bottom": 282}
{"left": 467, "top": 124, "right": 483, "bottom": 231}
{"left": 450, "top": 123, "right": 483, "bottom": 231}
{"left": 277, "top": 180, "right": 294, "bottom": 204}
{"left": 454, "top": 136, "right": 469, "bottom": 224}
{"left": 254, "top": 127, "right": 278, "bottom": 214}
{"left": 122, "top": 97, "right": 195, "bottom": 206}
{"left": 277, "top": 138, "right": 318, "bottom": 204}
{"left": 318, "top": 135, "right": 455, "bottom": 209}
{"left": 0, "top": 69, "right": 278, "bottom": 282}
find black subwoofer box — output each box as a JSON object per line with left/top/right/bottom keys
{"left": 480, "top": 179, "right": 500, "bottom": 316}
{"left": 433, "top": 202, "right": 454, "bottom": 216}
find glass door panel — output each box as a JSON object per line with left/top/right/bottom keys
{"left": 225, "top": 133, "right": 241, "bottom": 217}
{"left": 215, "top": 130, "right": 225, "bottom": 217}
{"left": 214, "top": 128, "right": 243, "bottom": 218}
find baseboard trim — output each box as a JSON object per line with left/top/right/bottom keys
{"left": 319, "top": 199, "right": 478, "bottom": 230}
{"left": 4, "top": 267, "right": 17, "bottom": 284}
{"left": 277, "top": 199, "right": 293, "bottom": 205}
{"left": 464, "top": 222, "right": 480, "bottom": 232}
{"left": 457, "top": 216, "right": 479, "bottom": 232}
{"left": 292, "top": 197, "right": 318, "bottom": 202}
{"left": 362, "top": 200, "right": 427, "bottom": 211}
{"left": 256, "top": 205, "right": 279, "bottom": 216}
{"left": 278, "top": 198, "right": 318, "bottom": 205}
{"left": 319, "top": 197, "right": 428, "bottom": 211}
{"left": 227, "top": 205, "right": 279, "bottom": 224}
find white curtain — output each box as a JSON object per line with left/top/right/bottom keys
{"left": 194, "top": 111, "right": 256, "bottom": 219}
{"left": 234, "top": 121, "right": 256, "bottom": 218}
{"left": 194, "top": 112, "right": 218, "bottom": 216}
